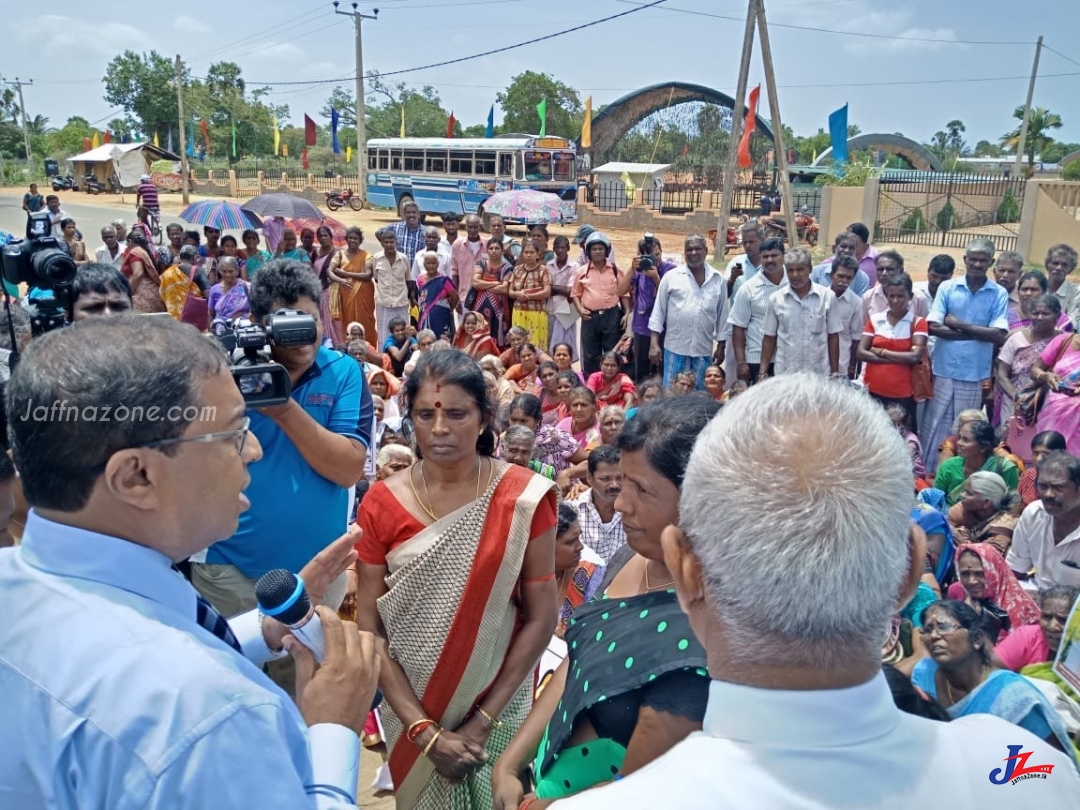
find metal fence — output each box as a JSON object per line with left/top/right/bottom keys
{"left": 595, "top": 182, "right": 631, "bottom": 212}
{"left": 643, "top": 187, "right": 704, "bottom": 215}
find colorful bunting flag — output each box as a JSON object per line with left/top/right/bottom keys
{"left": 103, "top": 130, "right": 112, "bottom": 144}
{"left": 273, "top": 117, "right": 280, "bottom": 156}
{"left": 485, "top": 105, "right": 495, "bottom": 138}
{"left": 304, "top": 114, "right": 317, "bottom": 147}
{"left": 737, "top": 85, "right": 761, "bottom": 169}
{"left": 536, "top": 98, "right": 547, "bottom": 138}
{"left": 92, "top": 130, "right": 100, "bottom": 149}
{"left": 399, "top": 105, "right": 406, "bottom": 138}
{"left": 154, "top": 131, "right": 160, "bottom": 148}
{"left": 829, "top": 104, "right": 849, "bottom": 171}
{"left": 301, "top": 147, "right": 310, "bottom": 170}
{"left": 232, "top": 120, "right": 237, "bottom": 158}
{"left": 167, "top": 127, "right": 173, "bottom": 154}
{"left": 446, "top": 111, "right": 456, "bottom": 139}
{"left": 346, "top": 145, "right": 352, "bottom": 164}
{"left": 331, "top": 109, "right": 341, "bottom": 154}
{"left": 581, "top": 97, "right": 592, "bottom": 149}
{"left": 282, "top": 143, "right": 289, "bottom": 158}
{"left": 200, "top": 119, "right": 210, "bottom": 153}
{"left": 83, "top": 136, "right": 93, "bottom": 151}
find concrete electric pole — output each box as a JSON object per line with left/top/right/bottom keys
{"left": 334, "top": 2, "right": 378, "bottom": 203}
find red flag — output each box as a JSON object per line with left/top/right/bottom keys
{"left": 200, "top": 118, "right": 210, "bottom": 152}
{"left": 304, "top": 114, "right": 317, "bottom": 147}
{"left": 83, "top": 137, "right": 92, "bottom": 151}
{"left": 103, "top": 130, "right": 112, "bottom": 144}
{"left": 301, "top": 147, "right": 310, "bottom": 170}
{"left": 446, "top": 111, "right": 457, "bottom": 138}
{"left": 737, "top": 85, "right": 761, "bottom": 169}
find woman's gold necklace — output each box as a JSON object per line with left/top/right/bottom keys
{"left": 945, "top": 663, "right": 987, "bottom": 704}
{"left": 644, "top": 559, "right": 674, "bottom": 591}
{"left": 409, "top": 458, "right": 488, "bottom": 521}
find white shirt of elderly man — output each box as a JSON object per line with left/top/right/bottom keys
{"left": 553, "top": 373, "right": 1080, "bottom": 809}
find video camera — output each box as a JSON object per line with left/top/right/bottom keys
{"left": 638, "top": 231, "right": 656, "bottom": 273}
{"left": 1, "top": 211, "right": 78, "bottom": 337}
{"left": 212, "top": 309, "right": 318, "bottom": 408}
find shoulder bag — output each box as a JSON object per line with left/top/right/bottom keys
{"left": 180, "top": 265, "right": 210, "bottom": 331}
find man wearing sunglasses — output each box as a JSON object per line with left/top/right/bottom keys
{"left": 0, "top": 314, "right": 378, "bottom": 808}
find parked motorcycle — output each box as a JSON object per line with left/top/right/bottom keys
{"left": 760, "top": 207, "right": 819, "bottom": 247}
{"left": 51, "top": 174, "right": 77, "bottom": 192}
{"left": 325, "top": 188, "right": 364, "bottom": 211}
{"left": 83, "top": 174, "right": 106, "bottom": 195}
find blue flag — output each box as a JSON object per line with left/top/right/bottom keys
{"left": 187, "top": 118, "right": 195, "bottom": 157}
{"left": 166, "top": 127, "right": 173, "bottom": 154}
{"left": 485, "top": 105, "right": 495, "bottom": 138}
{"left": 331, "top": 109, "right": 341, "bottom": 154}
{"left": 828, "top": 104, "right": 848, "bottom": 171}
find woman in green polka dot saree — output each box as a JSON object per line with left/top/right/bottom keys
{"left": 491, "top": 397, "right": 720, "bottom": 809}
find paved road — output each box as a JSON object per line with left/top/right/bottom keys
{"left": 0, "top": 191, "right": 152, "bottom": 247}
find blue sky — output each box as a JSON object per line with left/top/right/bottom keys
{"left": 9, "top": 0, "right": 1080, "bottom": 147}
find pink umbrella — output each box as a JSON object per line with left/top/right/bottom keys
{"left": 286, "top": 215, "right": 348, "bottom": 246}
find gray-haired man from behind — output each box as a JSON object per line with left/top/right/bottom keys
{"left": 553, "top": 373, "right": 1079, "bottom": 809}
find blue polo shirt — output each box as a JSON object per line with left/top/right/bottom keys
{"left": 207, "top": 346, "right": 373, "bottom": 577}
{"left": 926, "top": 276, "right": 1009, "bottom": 383}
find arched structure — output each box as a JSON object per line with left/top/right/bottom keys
{"left": 1061, "top": 150, "right": 1080, "bottom": 167}
{"left": 584, "top": 81, "right": 774, "bottom": 157}
{"left": 812, "top": 133, "right": 944, "bottom": 172}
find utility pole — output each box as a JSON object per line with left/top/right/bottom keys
{"left": 715, "top": 0, "right": 756, "bottom": 263}
{"left": 334, "top": 1, "right": 378, "bottom": 203}
{"left": 755, "top": 1, "right": 799, "bottom": 249}
{"left": 5, "top": 77, "right": 34, "bottom": 164}
{"left": 1014, "top": 35, "right": 1043, "bottom": 174}
{"left": 175, "top": 55, "right": 191, "bottom": 205}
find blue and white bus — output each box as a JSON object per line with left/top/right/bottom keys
{"left": 366, "top": 135, "right": 578, "bottom": 223}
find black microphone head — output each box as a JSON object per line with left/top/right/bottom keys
{"left": 255, "top": 569, "right": 311, "bottom": 626}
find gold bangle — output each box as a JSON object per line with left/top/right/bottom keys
{"left": 476, "top": 707, "right": 502, "bottom": 729}
{"left": 421, "top": 728, "right": 444, "bottom": 758}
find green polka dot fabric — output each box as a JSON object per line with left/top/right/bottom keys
{"left": 537, "top": 588, "right": 707, "bottom": 777}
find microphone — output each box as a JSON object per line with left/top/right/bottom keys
{"left": 256, "top": 569, "right": 325, "bottom": 662}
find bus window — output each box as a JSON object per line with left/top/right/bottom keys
{"left": 390, "top": 149, "right": 403, "bottom": 171}
{"left": 368, "top": 152, "right": 378, "bottom": 170}
{"left": 404, "top": 150, "right": 425, "bottom": 172}
{"left": 552, "top": 152, "right": 574, "bottom": 182}
{"left": 498, "top": 153, "right": 514, "bottom": 178}
{"left": 475, "top": 151, "right": 496, "bottom": 176}
{"left": 524, "top": 151, "right": 552, "bottom": 181}
{"left": 449, "top": 151, "right": 473, "bottom": 174}
{"left": 377, "top": 149, "right": 389, "bottom": 170}
{"left": 426, "top": 150, "right": 448, "bottom": 173}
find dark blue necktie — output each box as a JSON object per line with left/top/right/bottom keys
{"left": 174, "top": 566, "right": 242, "bottom": 653}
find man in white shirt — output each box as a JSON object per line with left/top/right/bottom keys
{"left": 410, "top": 226, "right": 451, "bottom": 280}
{"left": 94, "top": 225, "right": 126, "bottom": 269}
{"left": 726, "top": 236, "right": 786, "bottom": 383}
{"left": 758, "top": 247, "right": 841, "bottom": 378}
{"left": 723, "top": 221, "right": 764, "bottom": 295}
{"left": 1008, "top": 452, "right": 1080, "bottom": 590}
{"left": 0, "top": 315, "right": 380, "bottom": 809}
{"left": 828, "top": 255, "right": 864, "bottom": 379}
{"left": 554, "top": 374, "right": 1080, "bottom": 809}
{"left": 44, "top": 194, "right": 67, "bottom": 238}
{"left": 450, "top": 213, "right": 486, "bottom": 300}
{"left": 1046, "top": 243, "right": 1080, "bottom": 328}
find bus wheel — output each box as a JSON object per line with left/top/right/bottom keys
{"left": 397, "top": 195, "right": 414, "bottom": 218}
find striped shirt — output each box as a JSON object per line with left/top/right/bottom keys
{"left": 725, "top": 269, "right": 787, "bottom": 363}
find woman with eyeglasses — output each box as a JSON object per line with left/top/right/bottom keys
{"left": 911, "top": 600, "right": 1075, "bottom": 757}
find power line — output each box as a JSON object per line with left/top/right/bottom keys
{"left": 1044, "top": 43, "right": 1080, "bottom": 71}
{"left": 613, "top": 0, "right": 1034, "bottom": 45}
{"left": 187, "top": 2, "right": 331, "bottom": 63}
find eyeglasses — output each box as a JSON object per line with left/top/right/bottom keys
{"left": 139, "top": 417, "right": 251, "bottom": 456}
{"left": 918, "top": 621, "right": 963, "bottom": 637}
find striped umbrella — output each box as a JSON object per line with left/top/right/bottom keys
{"left": 242, "top": 193, "right": 323, "bottom": 220}
{"left": 180, "top": 200, "right": 262, "bottom": 230}
{"left": 286, "top": 215, "right": 348, "bottom": 246}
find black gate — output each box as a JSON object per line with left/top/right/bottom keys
{"left": 875, "top": 173, "right": 1026, "bottom": 252}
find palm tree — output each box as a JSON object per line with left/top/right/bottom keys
{"left": 26, "top": 114, "right": 51, "bottom": 136}
{"left": 1001, "top": 105, "right": 1063, "bottom": 165}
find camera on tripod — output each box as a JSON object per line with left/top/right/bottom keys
{"left": 637, "top": 232, "right": 656, "bottom": 273}
{"left": 212, "top": 309, "right": 318, "bottom": 408}
{"left": 0, "top": 211, "right": 78, "bottom": 336}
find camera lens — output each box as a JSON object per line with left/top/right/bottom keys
{"left": 32, "top": 248, "right": 78, "bottom": 287}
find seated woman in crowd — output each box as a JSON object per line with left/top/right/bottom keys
{"left": 1019, "top": 431, "right": 1068, "bottom": 506}
{"left": 383, "top": 316, "right": 418, "bottom": 378}
{"left": 367, "top": 368, "right": 402, "bottom": 422}
{"left": 946, "top": 543, "right": 1040, "bottom": 642}
{"left": 507, "top": 393, "right": 587, "bottom": 476}
{"left": 669, "top": 370, "right": 697, "bottom": 396}
{"left": 912, "top": 494, "right": 955, "bottom": 592}
{"left": 557, "top": 387, "right": 602, "bottom": 453}
{"left": 912, "top": 600, "right": 1075, "bottom": 756}
{"left": 553, "top": 502, "right": 605, "bottom": 639}
{"left": 501, "top": 424, "right": 556, "bottom": 481}
{"left": 453, "top": 311, "right": 501, "bottom": 359}
{"left": 535, "top": 361, "right": 563, "bottom": 426}
{"left": 702, "top": 365, "right": 727, "bottom": 402}
{"left": 492, "top": 396, "right": 720, "bottom": 808}
{"left": 551, "top": 342, "right": 584, "bottom": 384}
{"left": 996, "top": 293, "right": 1063, "bottom": 430}
{"left": 995, "top": 585, "right": 1079, "bottom": 673}
{"left": 626, "top": 378, "right": 664, "bottom": 419}
{"left": 1032, "top": 328, "right": 1080, "bottom": 456}
{"left": 946, "top": 471, "right": 1021, "bottom": 555}
{"left": 482, "top": 356, "right": 517, "bottom": 409}
{"left": 1009, "top": 269, "right": 1074, "bottom": 332}
{"left": 598, "top": 406, "right": 627, "bottom": 446}
{"left": 936, "top": 409, "right": 991, "bottom": 465}
{"left": 887, "top": 403, "right": 926, "bottom": 482}
{"left": 934, "top": 419, "right": 1019, "bottom": 507}
{"left": 503, "top": 343, "right": 542, "bottom": 395}
{"left": 586, "top": 351, "right": 636, "bottom": 410}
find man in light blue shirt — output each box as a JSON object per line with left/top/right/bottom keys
{"left": 0, "top": 315, "right": 378, "bottom": 809}
{"left": 810, "top": 230, "right": 870, "bottom": 296}
{"left": 920, "top": 237, "right": 1009, "bottom": 472}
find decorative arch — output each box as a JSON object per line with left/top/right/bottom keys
{"left": 1061, "top": 150, "right": 1080, "bottom": 167}
{"left": 811, "top": 133, "right": 944, "bottom": 172}
{"left": 584, "top": 81, "right": 775, "bottom": 156}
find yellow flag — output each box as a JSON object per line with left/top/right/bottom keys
{"left": 346, "top": 145, "right": 352, "bottom": 164}
{"left": 581, "top": 96, "right": 592, "bottom": 149}
{"left": 282, "top": 143, "right": 289, "bottom": 157}
{"left": 621, "top": 170, "right": 636, "bottom": 201}
{"left": 91, "top": 130, "right": 100, "bottom": 149}
{"left": 273, "top": 117, "right": 280, "bottom": 156}
{"left": 153, "top": 131, "right": 160, "bottom": 148}
{"left": 400, "top": 105, "right": 406, "bottom": 138}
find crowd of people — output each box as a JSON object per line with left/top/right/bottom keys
{"left": 3, "top": 189, "right": 1080, "bottom": 808}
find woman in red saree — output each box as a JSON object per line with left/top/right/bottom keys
{"left": 356, "top": 350, "right": 558, "bottom": 810}
{"left": 585, "top": 351, "right": 636, "bottom": 409}
{"left": 453, "top": 311, "right": 500, "bottom": 360}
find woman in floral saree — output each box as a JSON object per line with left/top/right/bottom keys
{"left": 356, "top": 350, "right": 558, "bottom": 810}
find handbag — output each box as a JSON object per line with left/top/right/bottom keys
{"left": 912, "top": 352, "right": 933, "bottom": 402}
{"left": 1014, "top": 334, "right": 1073, "bottom": 426}
{"left": 180, "top": 264, "right": 209, "bottom": 331}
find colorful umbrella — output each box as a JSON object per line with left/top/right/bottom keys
{"left": 286, "top": 216, "right": 348, "bottom": 246}
{"left": 180, "top": 200, "right": 262, "bottom": 230}
{"left": 242, "top": 193, "right": 323, "bottom": 220}
{"left": 479, "top": 189, "right": 564, "bottom": 224}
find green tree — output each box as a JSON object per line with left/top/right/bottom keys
{"left": 322, "top": 76, "right": 454, "bottom": 139}
{"left": 997, "top": 187, "right": 1021, "bottom": 223}
{"left": 103, "top": 51, "right": 183, "bottom": 139}
{"left": 1001, "top": 105, "right": 1063, "bottom": 166}
{"left": 46, "top": 116, "right": 93, "bottom": 156}
{"left": 1039, "top": 141, "right": 1080, "bottom": 164}
{"left": 936, "top": 201, "right": 957, "bottom": 231}
{"left": 973, "top": 139, "right": 1004, "bottom": 158}
{"left": 1062, "top": 161, "right": 1080, "bottom": 181}
{"left": 497, "top": 71, "right": 582, "bottom": 137}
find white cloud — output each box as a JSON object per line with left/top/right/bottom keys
{"left": 24, "top": 16, "right": 157, "bottom": 60}
{"left": 175, "top": 15, "right": 211, "bottom": 35}
{"left": 775, "top": 4, "right": 958, "bottom": 53}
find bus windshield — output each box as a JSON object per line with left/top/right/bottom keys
{"left": 524, "top": 151, "right": 552, "bottom": 181}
